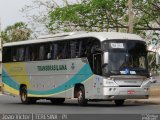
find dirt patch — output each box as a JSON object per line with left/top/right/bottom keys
{"left": 150, "top": 87, "right": 160, "bottom": 97}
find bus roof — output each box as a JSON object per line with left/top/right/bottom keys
{"left": 3, "top": 32, "right": 144, "bottom": 47}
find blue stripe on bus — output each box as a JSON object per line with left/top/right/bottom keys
{"left": 2, "top": 64, "right": 93, "bottom": 95}
{"left": 2, "top": 69, "right": 20, "bottom": 90}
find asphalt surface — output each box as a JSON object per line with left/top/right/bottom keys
{"left": 0, "top": 95, "right": 160, "bottom": 114}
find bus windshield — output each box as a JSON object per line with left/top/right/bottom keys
{"left": 102, "top": 40, "right": 149, "bottom": 76}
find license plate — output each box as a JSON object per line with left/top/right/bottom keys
{"left": 127, "top": 90, "right": 135, "bottom": 94}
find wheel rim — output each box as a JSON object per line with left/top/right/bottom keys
{"left": 78, "top": 90, "right": 83, "bottom": 103}
{"left": 21, "top": 91, "right": 27, "bottom": 102}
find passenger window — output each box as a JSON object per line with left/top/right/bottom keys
{"left": 45, "top": 43, "right": 52, "bottom": 60}
{"left": 2, "top": 47, "right": 12, "bottom": 62}
{"left": 12, "top": 47, "right": 17, "bottom": 62}
{"left": 10, "top": 46, "right": 25, "bottom": 62}
{"left": 53, "top": 43, "right": 58, "bottom": 59}
{"left": 17, "top": 47, "right": 25, "bottom": 61}
{"left": 39, "top": 45, "right": 45, "bottom": 60}
{"left": 25, "top": 46, "right": 30, "bottom": 61}
{"left": 70, "top": 40, "right": 81, "bottom": 58}
{"left": 30, "top": 45, "right": 38, "bottom": 61}
{"left": 53, "top": 42, "right": 67, "bottom": 59}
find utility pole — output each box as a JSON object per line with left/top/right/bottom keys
{"left": 128, "top": 0, "right": 133, "bottom": 33}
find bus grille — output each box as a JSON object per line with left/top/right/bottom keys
{"left": 119, "top": 85, "right": 141, "bottom": 87}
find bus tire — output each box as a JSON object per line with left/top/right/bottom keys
{"left": 77, "top": 86, "right": 88, "bottom": 106}
{"left": 114, "top": 100, "right": 125, "bottom": 106}
{"left": 20, "top": 86, "right": 36, "bottom": 104}
{"left": 50, "top": 98, "right": 65, "bottom": 104}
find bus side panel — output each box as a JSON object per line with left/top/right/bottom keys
{"left": 2, "top": 62, "right": 33, "bottom": 96}
{"left": 2, "top": 58, "right": 94, "bottom": 98}
{"left": 83, "top": 75, "right": 105, "bottom": 99}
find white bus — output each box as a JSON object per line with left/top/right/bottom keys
{"left": 2, "top": 32, "right": 154, "bottom": 106}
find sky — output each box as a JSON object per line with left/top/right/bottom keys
{"left": 0, "top": 0, "right": 33, "bottom": 30}
{"left": 0, "top": 0, "right": 76, "bottom": 30}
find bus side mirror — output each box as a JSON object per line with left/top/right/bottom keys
{"left": 156, "top": 52, "right": 160, "bottom": 65}
{"left": 92, "top": 47, "right": 103, "bottom": 53}
{"left": 150, "top": 77, "right": 157, "bottom": 83}
{"left": 103, "top": 52, "right": 109, "bottom": 64}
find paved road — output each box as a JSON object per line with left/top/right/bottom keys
{"left": 0, "top": 95, "right": 160, "bottom": 114}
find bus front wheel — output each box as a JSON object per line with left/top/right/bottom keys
{"left": 77, "top": 86, "right": 88, "bottom": 106}
{"left": 114, "top": 100, "right": 125, "bottom": 106}
{"left": 20, "top": 86, "right": 36, "bottom": 104}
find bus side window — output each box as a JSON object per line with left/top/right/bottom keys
{"left": 54, "top": 42, "right": 67, "bottom": 59}
{"left": 70, "top": 40, "right": 81, "bottom": 58}
{"left": 11, "top": 47, "right": 17, "bottom": 62}
{"left": 50, "top": 44, "right": 55, "bottom": 60}
{"left": 80, "top": 39, "right": 88, "bottom": 57}
{"left": 45, "top": 43, "right": 52, "bottom": 60}
{"left": 17, "top": 47, "right": 25, "bottom": 61}
{"left": 3, "top": 47, "right": 12, "bottom": 62}
{"left": 56, "top": 50, "right": 63, "bottom": 59}
{"left": 30, "top": 45, "right": 38, "bottom": 61}
{"left": 70, "top": 41, "right": 75, "bottom": 58}
{"left": 32, "top": 52, "right": 35, "bottom": 61}
{"left": 39, "top": 45, "right": 45, "bottom": 60}
{"left": 25, "top": 46, "right": 30, "bottom": 61}
{"left": 53, "top": 43, "right": 58, "bottom": 59}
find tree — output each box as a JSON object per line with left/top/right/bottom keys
{"left": 48, "top": 0, "right": 160, "bottom": 33}
{"left": 21, "top": 0, "right": 160, "bottom": 46}
{"left": 22, "top": 0, "right": 159, "bottom": 44}
{"left": 21, "top": 0, "right": 59, "bottom": 35}
{"left": 1, "top": 22, "right": 32, "bottom": 43}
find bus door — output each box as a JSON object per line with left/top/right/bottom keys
{"left": 93, "top": 53, "right": 102, "bottom": 75}
{"left": 93, "top": 53, "right": 102, "bottom": 94}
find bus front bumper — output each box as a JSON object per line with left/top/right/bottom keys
{"left": 88, "top": 78, "right": 154, "bottom": 100}
{"left": 88, "top": 87, "right": 149, "bottom": 100}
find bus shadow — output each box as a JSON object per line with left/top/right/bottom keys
{"left": 3, "top": 98, "right": 153, "bottom": 107}
{"left": 3, "top": 96, "right": 154, "bottom": 107}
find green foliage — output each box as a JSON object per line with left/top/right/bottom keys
{"left": 48, "top": 0, "right": 160, "bottom": 33}
{"left": 148, "top": 52, "right": 156, "bottom": 71}
{"left": 1, "top": 22, "right": 32, "bottom": 43}
{"left": 133, "top": 0, "right": 160, "bottom": 30}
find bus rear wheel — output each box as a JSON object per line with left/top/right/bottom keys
{"left": 114, "top": 100, "right": 125, "bottom": 106}
{"left": 50, "top": 98, "right": 65, "bottom": 104}
{"left": 77, "top": 86, "right": 88, "bottom": 106}
{"left": 20, "top": 86, "right": 36, "bottom": 104}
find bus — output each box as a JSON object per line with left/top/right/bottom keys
{"left": 2, "top": 32, "right": 154, "bottom": 106}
